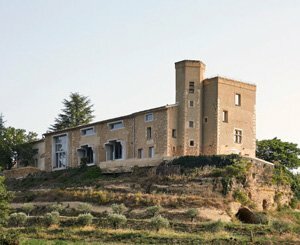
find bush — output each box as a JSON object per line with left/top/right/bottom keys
{"left": 107, "top": 213, "right": 127, "bottom": 229}
{"left": 111, "top": 203, "right": 127, "bottom": 215}
{"left": 9, "top": 212, "right": 27, "bottom": 227}
{"left": 149, "top": 215, "right": 169, "bottom": 232}
{"left": 271, "top": 220, "right": 292, "bottom": 234}
{"left": 49, "top": 203, "right": 65, "bottom": 213}
{"left": 77, "top": 213, "right": 93, "bottom": 226}
{"left": 146, "top": 205, "right": 161, "bottom": 217}
{"left": 77, "top": 203, "right": 92, "bottom": 214}
{"left": 204, "top": 220, "right": 224, "bottom": 233}
{"left": 233, "top": 189, "right": 250, "bottom": 206}
{"left": 22, "top": 203, "right": 34, "bottom": 216}
{"left": 0, "top": 229, "right": 19, "bottom": 245}
{"left": 186, "top": 208, "right": 198, "bottom": 222}
{"left": 44, "top": 211, "right": 60, "bottom": 226}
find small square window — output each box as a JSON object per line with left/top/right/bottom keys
{"left": 189, "top": 121, "right": 194, "bottom": 128}
{"left": 234, "top": 129, "right": 242, "bottom": 144}
{"left": 145, "top": 113, "right": 154, "bottom": 122}
{"left": 189, "top": 100, "right": 194, "bottom": 107}
{"left": 235, "top": 93, "right": 241, "bottom": 106}
{"left": 222, "top": 111, "right": 228, "bottom": 123}
{"left": 172, "top": 129, "right": 177, "bottom": 138}
{"left": 190, "top": 140, "right": 194, "bottom": 147}
{"left": 189, "top": 81, "right": 195, "bottom": 93}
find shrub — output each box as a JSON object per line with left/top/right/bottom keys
{"left": 149, "top": 215, "right": 169, "bottom": 232}
{"left": 146, "top": 205, "right": 161, "bottom": 217}
{"left": 233, "top": 189, "right": 250, "bottom": 206}
{"left": 22, "top": 203, "right": 34, "bottom": 216}
{"left": 0, "top": 229, "right": 19, "bottom": 245}
{"left": 9, "top": 212, "right": 27, "bottom": 227}
{"left": 49, "top": 203, "right": 65, "bottom": 213}
{"left": 107, "top": 213, "right": 127, "bottom": 229}
{"left": 204, "top": 220, "right": 224, "bottom": 233}
{"left": 271, "top": 220, "right": 292, "bottom": 234}
{"left": 77, "top": 213, "right": 93, "bottom": 226}
{"left": 111, "top": 203, "right": 127, "bottom": 215}
{"left": 77, "top": 203, "right": 92, "bottom": 214}
{"left": 44, "top": 211, "right": 60, "bottom": 226}
{"left": 186, "top": 208, "right": 198, "bottom": 222}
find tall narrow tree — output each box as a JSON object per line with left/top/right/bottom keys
{"left": 49, "top": 93, "right": 95, "bottom": 131}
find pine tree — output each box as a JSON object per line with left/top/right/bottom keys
{"left": 49, "top": 93, "right": 94, "bottom": 131}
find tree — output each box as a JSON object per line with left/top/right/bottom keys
{"left": 256, "top": 138, "right": 300, "bottom": 169}
{"left": 0, "top": 114, "right": 38, "bottom": 170}
{"left": 49, "top": 92, "right": 94, "bottom": 131}
{"left": 0, "top": 176, "right": 12, "bottom": 226}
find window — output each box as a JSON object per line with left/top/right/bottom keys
{"left": 222, "top": 111, "right": 228, "bottom": 122}
{"left": 148, "top": 147, "right": 154, "bottom": 158}
{"left": 204, "top": 117, "right": 208, "bottom": 123}
{"left": 172, "top": 129, "right": 177, "bottom": 138}
{"left": 189, "top": 81, "right": 195, "bottom": 93}
{"left": 77, "top": 145, "right": 94, "bottom": 165}
{"left": 146, "top": 127, "right": 152, "bottom": 140}
{"left": 190, "top": 140, "right": 194, "bottom": 147}
{"left": 81, "top": 127, "right": 95, "bottom": 136}
{"left": 189, "top": 100, "right": 194, "bottom": 107}
{"left": 235, "top": 93, "right": 241, "bottom": 106}
{"left": 234, "top": 129, "right": 242, "bottom": 144}
{"left": 53, "top": 134, "right": 68, "bottom": 169}
{"left": 138, "top": 148, "right": 143, "bottom": 159}
{"left": 108, "top": 121, "right": 124, "bottom": 130}
{"left": 189, "top": 121, "right": 194, "bottom": 128}
{"left": 145, "top": 113, "right": 154, "bottom": 122}
{"left": 105, "top": 140, "right": 123, "bottom": 160}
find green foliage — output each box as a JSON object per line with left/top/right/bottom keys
{"left": 9, "top": 212, "right": 27, "bottom": 227}
{"left": 233, "top": 189, "right": 250, "bottom": 206}
{"left": 49, "top": 203, "right": 65, "bottom": 213}
{"left": 0, "top": 122, "right": 37, "bottom": 169}
{"left": 221, "top": 177, "right": 233, "bottom": 195}
{"left": 271, "top": 220, "right": 293, "bottom": 233}
{"left": 22, "top": 203, "right": 34, "bottom": 216}
{"left": 256, "top": 138, "right": 300, "bottom": 169}
{"left": 77, "top": 213, "right": 93, "bottom": 226}
{"left": 107, "top": 213, "right": 127, "bottom": 229}
{"left": 203, "top": 220, "right": 224, "bottom": 232}
{"left": 186, "top": 208, "right": 198, "bottom": 222}
{"left": 44, "top": 211, "right": 60, "bottom": 226}
{"left": 0, "top": 176, "right": 12, "bottom": 226}
{"left": 77, "top": 203, "right": 92, "bottom": 214}
{"left": 146, "top": 205, "right": 161, "bottom": 217}
{"left": 0, "top": 229, "right": 19, "bottom": 245}
{"left": 49, "top": 92, "right": 94, "bottom": 131}
{"left": 111, "top": 203, "right": 127, "bottom": 215}
{"left": 170, "top": 154, "right": 241, "bottom": 170}
{"left": 149, "top": 215, "right": 169, "bottom": 231}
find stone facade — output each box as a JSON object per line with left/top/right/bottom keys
{"left": 35, "top": 59, "right": 257, "bottom": 171}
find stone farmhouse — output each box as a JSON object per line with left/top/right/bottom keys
{"left": 32, "top": 59, "right": 256, "bottom": 172}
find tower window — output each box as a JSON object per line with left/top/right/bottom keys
{"left": 145, "top": 113, "right": 154, "bottom": 122}
{"left": 190, "top": 140, "right": 195, "bottom": 147}
{"left": 189, "top": 121, "right": 194, "bottom": 128}
{"left": 222, "top": 111, "right": 228, "bottom": 122}
{"left": 189, "top": 81, "right": 195, "bottom": 93}
{"left": 234, "top": 129, "right": 242, "bottom": 144}
{"left": 149, "top": 147, "right": 154, "bottom": 158}
{"left": 172, "top": 129, "right": 177, "bottom": 138}
{"left": 235, "top": 93, "right": 241, "bottom": 106}
{"left": 189, "top": 100, "right": 194, "bottom": 107}
{"left": 138, "top": 148, "right": 143, "bottom": 159}
{"left": 146, "top": 127, "right": 152, "bottom": 140}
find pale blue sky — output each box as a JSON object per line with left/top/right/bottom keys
{"left": 0, "top": 0, "right": 299, "bottom": 145}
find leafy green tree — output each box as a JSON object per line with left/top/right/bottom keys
{"left": 0, "top": 176, "right": 12, "bottom": 226}
{"left": 49, "top": 92, "right": 94, "bottom": 131}
{"left": 256, "top": 138, "right": 300, "bottom": 169}
{"left": 0, "top": 121, "right": 38, "bottom": 170}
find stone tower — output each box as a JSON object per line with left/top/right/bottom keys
{"left": 175, "top": 60, "right": 206, "bottom": 155}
